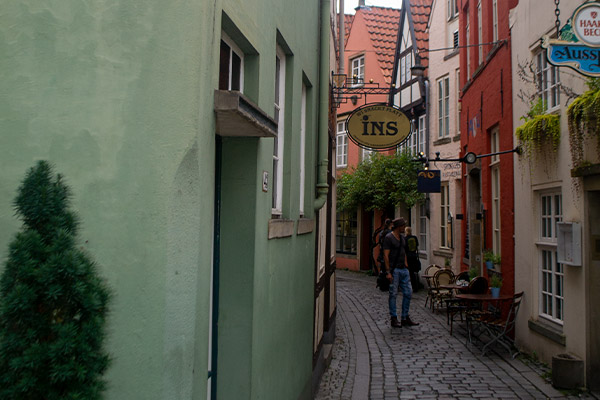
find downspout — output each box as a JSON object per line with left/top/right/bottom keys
{"left": 339, "top": 0, "right": 345, "bottom": 75}
{"left": 314, "top": 0, "right": 331, "bottom": 211}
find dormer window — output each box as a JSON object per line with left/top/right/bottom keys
{"left": 351, "top": 55, "right": 365, "bottom": 86}
{"left": 219, "top": 33, "right": 244, "bottom": 92}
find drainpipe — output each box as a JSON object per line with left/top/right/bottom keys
{"left": 339, "top": 0, "right": 345, "bottom": 76}
{"left": 314, "top": 0, "right": 331, "bottom": 211}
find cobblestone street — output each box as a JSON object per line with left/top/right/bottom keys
{"left": 315, "top": 270, "right": 599, "bottom": 400}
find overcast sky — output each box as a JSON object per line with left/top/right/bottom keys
{"left": 343, "top": 0, "right": 402, "bottom": 14}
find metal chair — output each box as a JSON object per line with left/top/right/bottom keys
{"left": 423, "top": 264, "right": 441, "bottom": 309}
{"left": 430, "top": 269, "right": 454, "bottom": 312}
{"left": 479, "top": 292, "right": 524, "bottom": 357}
{"left": 446, "top": 276, "right": 488, "bottom": 335}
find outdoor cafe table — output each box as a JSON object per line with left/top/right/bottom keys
{"left": 454, "top": 293, "right": 513, "bottom": 343}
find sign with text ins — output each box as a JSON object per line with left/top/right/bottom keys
{"left": 346, "top": 104, "right": 411, "bottom": 150}
{"left": 417, "top": 170, "right": 441, "bottom": 193}
{"left": 543, "top": 2, "right": 600, "bottom": 77}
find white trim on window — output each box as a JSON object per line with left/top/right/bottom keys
{"left": 536, "top": 51, "right": 561, "bottom": 111}
{"left": 437, "top": 76, "right": 450, "bottom": 138}
{"left": 351, "top": 55, "right": 365, "bottom": 86}
{"left": 538, "top": 191, "right": 563, "bottom": 324}
{"left": 272, "top": 46, "right": 286, "bottom": 215}
{"left": 299, "top": 84, "right": 307, "bottom": 216}
{"left": 220, "top": 32, "right": 245, "bottom": 92}
{"left": 448, "top": 0, "right": 458, "bottom": 20}
{"left": 336, "top": 121, "right": 348, "bottom": 168}
{"left": 440, "top": 183, "right": 450, "bottom": 248}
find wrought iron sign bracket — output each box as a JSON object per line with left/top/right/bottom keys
{"left": 332, "top": 73, "right": 394, "bottom": 108}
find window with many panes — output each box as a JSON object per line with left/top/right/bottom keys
{"left": 351, "top": 55, "right": 365, "bottom": 86}
{"left": 272, "top": 46, "right": 286, "bottom": 215}
{"left": 538, "top": 191, "right": 563, "bottom": 323}
{"left": 336, "top": 121, "right": 348, "bottom": 168}
{"left": 536, "top": 51, "right": 560, "bottom": 111}
{"left": 400, "top": 52, "right": 413, "bottom": 86}
{"left": 440, "top": 183, "right": 451, "bottom": 248}
{"left": 299, "top": 84, "right": 307, "bottom": 216}
{"left": 491, "top": 128, "right": 501, "bottom": 256}
{"left": 448, "top": 0, "right": 458, "bottom": 19}
{"left": 477, "top": 1, "right": 483, "bottom": 65}
{"left": 493, "top": 0, "right": 498, "bottom": 42}
{"left": 419, "top": 203, "right": 427, "bottom": 252}
{"left": 219, "top": 33, "right": 244, "bottom": 91}
{"left": 438, "top": 76, "right": 450, "bottom": 138}
{"left": 361, "top": 147, "right": 375, "bottom": 162}
{"left": 336, "top": 210, "right": 357, "bottom": 254}
{"left": 398, "top": 116, "right": 425, "bottom": 155}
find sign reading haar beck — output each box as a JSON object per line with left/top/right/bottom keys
{"left": 346, "top": 104, "right": 411, "bottom": 150}
{"left": 543, "top": 2, "right": 600, "bottom": 77}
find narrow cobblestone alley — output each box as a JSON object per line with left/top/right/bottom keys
{"left": 315, "top": 271, "right": 599, "bottom": 400}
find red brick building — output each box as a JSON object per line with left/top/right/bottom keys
{"left": 458, "top": 0, "right": 519, "bottom": 294}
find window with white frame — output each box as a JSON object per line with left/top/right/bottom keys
{"left": 272, "top": 46, "right": 286, "bottom": 214}
{"left": 453, "top": 30, "right": 459, "bottom": 49}
{"left": 219, "top": 33, "right": 244, "bottom": 91}
{"left": 440, "top": 183, "right": 451, "bottom": 248}
{"left": 418, "top": 115, "right": 426, "bottom": 153}
{"left": 493, "top": 0, "right": 498, "bottom": 42}
{"left": 538, "top": 191, "right": 563, "bottom": 323}
{"left": 351, "top": 55, "right": 365, "bottom": 86}
{"left": 336, "top": 121, "right": 348, "bottom": 168}
{"left": 536, "top": 51, "right": 561, "bottom": 111}
{"left": 361, "top": 147, "right": 374, "bottom": 162}
{"left": 477, "top": 1, "right": 483, "bottom": 65}
{"left": 438, "top": 76, "right": 450, "bottom": 138}
{"left": 400, "top": 52, "right": 413, "bottom": 85}
{"left": 299, "top": 84, "right": 307, "bottom": 215}
{"left": 491, "top": 128, "right": 501, "bottom": 255}
{"left": 419, "top": 203, "right": 427, "bottom": 252}
{"left": 466, "top": 12, "right": 471, "bottom": 76}
{"left": 398, "top": 117, "right": 425, "bottom": 155}
{"left": 448, "top": 0, "right": 458, "bottom": 20}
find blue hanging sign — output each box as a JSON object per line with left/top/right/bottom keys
{"left": 417, "top": 170, "right": 441, "bottom": 193}
{"left": 543, "top": 2, "right": 600, "bottom": 77}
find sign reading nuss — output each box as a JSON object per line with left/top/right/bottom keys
{"left": 345, "top": 104, "right": 411, "bottom": 150}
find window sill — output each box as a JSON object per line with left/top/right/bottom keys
{"left": 433, "top": 249, "right": 453, "bottom": 258}
{"left": 433, "top": 137, "right": 452, "bottom": 146}
{"left": 453, "top": 135, "right": 461, "bottom": 142}
{"left": 268, "top": 219, "right": 294, "bottom": 239}
{"left": 528, "top": 318, "right": 565, "bottom": 346}
{"left": 443, "top": 49, "right": 459, "bottom": 61}
{"left": 297, "top": 218, "right": 314, "bottom": 235}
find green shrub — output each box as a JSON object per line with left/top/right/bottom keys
{"left": 0, "top": 161, "right": 111, "bottom": 399}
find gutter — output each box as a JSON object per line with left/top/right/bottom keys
{"left": 314, "top": 0, "right": 331, "bottom": 211}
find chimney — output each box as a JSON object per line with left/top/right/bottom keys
{"left": 359, "top": 0, "right": 365, "bottom": 6}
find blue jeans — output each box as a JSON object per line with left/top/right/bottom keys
{"left": 389, "top": 267, "right": 412, "bottom": 319}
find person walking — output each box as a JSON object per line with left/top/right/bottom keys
{"left": 404, "top": 226, "right": 421, "bottom": 292}
{"left": 383, "top": 218, "right": 419, "bottom": 328}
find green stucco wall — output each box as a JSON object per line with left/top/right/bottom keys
{"left": 0, "top": 0, "right": 323, "bottom": 399}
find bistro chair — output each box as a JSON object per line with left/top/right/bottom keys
{"left": 423, "top": 264, "right": 441, "bottom": 309}
{"left": 479, "top": 292, "right": 524, "bottom": 357}
{"left": 430, "top": 268, "right": 454, "bottom": 312}
{"left": 446, "top": 276, "right": 489, "bottom": 335}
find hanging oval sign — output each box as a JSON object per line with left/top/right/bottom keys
{"left": 345, "top": 103, "right": 411, "bottom": 150}
{"left": 573, "top": 2, "right": 600, "bottom": 46}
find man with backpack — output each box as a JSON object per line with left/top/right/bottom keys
{"left": 382, "top": 218, "right": 419, "bottom": 328}
{"left": 404, "top": 226, "right": 422, "bottom": 292}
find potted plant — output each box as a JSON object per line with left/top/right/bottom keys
{"left": 444, "top": 257, "right": 451, "bottom": 269}
{"left": 483, "top": 250, "right": 495, "bottom": 269}
{"left": 468, "top": 266, "right": 479, "bottom": 281}
{"left": 490, "top": 274, "right": 503, "bottom": 297}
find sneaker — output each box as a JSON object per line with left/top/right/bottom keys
{"left": 401, "top": 316, "right": 420, "bottom": 327}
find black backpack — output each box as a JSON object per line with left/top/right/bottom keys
{"left": 376, "top": 271, "right": 390, "bottom": 292}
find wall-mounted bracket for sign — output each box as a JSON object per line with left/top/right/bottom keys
{"left": 332, "top": 73, "right": 394, "bottom": 108}
{"left": 414, "top": 147, "right": 521, "bottom": 166}
{"left": 542, "top": 1, "right": 600, "bottom": 77}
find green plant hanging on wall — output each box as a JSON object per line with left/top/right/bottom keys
{"left": 567, "top": 78, "right": 600, "bottom": 169}
{"left": 515, "top": 99, "right": 560, "bottom": 158}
